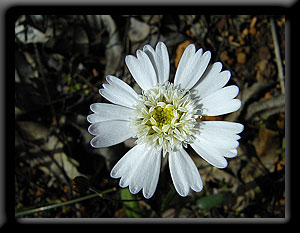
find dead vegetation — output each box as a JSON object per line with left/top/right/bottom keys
{"left": 15, "top": 15, "right": 285, "bottom": 218}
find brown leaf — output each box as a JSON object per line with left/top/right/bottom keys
{"left": 237, "top": 52, "right": 246, "bottom": 64}
{"left": 253, "top": 125, "right": 279, "bottom": 157}
{"left": 249, "top": 27, "right": 257, "bottom": 35}
{"left": 114, "top": 208, "right": 127, "bottom": 218}
{"left": 161, "top": 208, "right": 195, "bottom": 218}
{"left": 250, "top": 17, "right": 257, "bottom": 29}
{"left": 228, "top": 35, "right": 234, "bottom": 42}
{"left": 220, "top": 50, "right": 229, "bottom": 62}
{"left": 92, "top": 68, "right": 99, "bottom": 77}
{"left": 258, "top": 47, "right": 271, "bottom": 60}
{"left": 264, "top": 92, "right": 272, "bottom": 99}
{"left": 242, "top": 28, "right": 249, "bottom": 37}
{"left": 276, "top": 160, "right": 285, "bottom": 171}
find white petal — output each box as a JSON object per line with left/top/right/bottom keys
{"left": 191, "top": 137, "right": 228, "bottom": 169}
{"left": 88, "top": 120, "right": 134, "bottom": 148}
{"left": 110, "top": 145, "right": 142, "bottom": 179}
{"left": 196, "top": 121, "right": 243, "bottom": 149}
{"left": 143, "top": 42, "right": 170, "bottom": 85}
{"left": 191, "top": 121, "right": 243, "bottom": 166}
{"left": 174, "top": 44, "right": 196, "bottom": 87}
{"left": 131, "top": 149, "right": 161, "bottom": 198}
{"left": 155, "top": 42, "right": 170, "bottom": 84}
{"left": 99, "top": 75, "right": 138, "bottom": 108}
{"left": 106, "top": 75, "right": 138, "bottom": 97}
{"left": 198, "top": 121, "right": 244, "bottom": 135}
{"left": 199, "top": 131, "right": 240, "bottom": 149}
{"left": 110, "top": 144, "right": 161, "bottom": 199}
{"left": 198, "top": 85, "right": 241, "bottom": 116}
{"left": 174, "top": 44, "right": 211, "bottom": 90}
{"left": 125, "top": 49, "right": 157, "bottom": 90}
{"left": 192, "top": 62, "right": 231, "bottom": 99}
{"left": 87, "top": 103, "right": 136, "bottom": 123}
{"left": 201, "top": 99, "right": 241, "bottom": 116}
{"left": 127, "top": 148, "right": 152, "bottom": 194}
{"left": 224, "top": 149, "right": 238, "bottom": 158}
{"left": 169, "top": 148, "right": 203, "bottom": 197}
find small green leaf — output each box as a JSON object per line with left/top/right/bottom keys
{"left": 75, "top": 83, "right": 81, "bottom": 90}
{"left": 120, "top": 188, "right": 141, "bottom": 218}
{"left": 197, "top": 193, "right": 223, "bottom": 210}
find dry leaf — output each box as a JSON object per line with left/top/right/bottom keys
{"left": 128, "top": 17, "right": 150, "bottom": 43}
{"left": 253, "top": 125, "right": 279, "bottom": 157}
{"left": 237, "top": 52, "right": 246, "bottom": 64}
{"left": 101, "top": 15, "right": 122, "bottom": 76}
{"left": 250, "top": 17, "right": 257, "bottom": 29}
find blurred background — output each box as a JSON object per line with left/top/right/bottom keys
{"left": 15, "top": 15, "right": 285, "bottom": 218}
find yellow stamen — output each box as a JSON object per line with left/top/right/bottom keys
{"left": 148, "top": 105, "right": 181, "bottom": 132}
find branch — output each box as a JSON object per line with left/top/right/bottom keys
{"left": 270, "top": 18, "right": 285, "bottom": 95}
{"left": 245, "top": 95, "right": 285, "bottom": 121}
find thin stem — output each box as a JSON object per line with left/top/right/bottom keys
{"left": 270, "top": 18, "right": 285, "bottom": 95}
{"left": 15, "top": 188, "right": 116, "bottom": 217}
{"left": 88, "top": 186, "right": 143, "bottom": 202}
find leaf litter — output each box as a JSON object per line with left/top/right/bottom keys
{"left": 15, "top": 15, "right": 285, "bottom": 218}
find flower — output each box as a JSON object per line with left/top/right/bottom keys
{"left": 87, "top": 42, "right": 244, "bottom": 198}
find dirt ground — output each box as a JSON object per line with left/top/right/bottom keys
{"left": 15, "top": 15, "right": 285, "bottom": 218}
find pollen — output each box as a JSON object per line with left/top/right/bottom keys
{"left": 151, "top": 106, "right": 174, "bottom": 128}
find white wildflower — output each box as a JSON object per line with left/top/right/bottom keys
{"left": 87, "top": 42, "right": 244, "bottom": 198}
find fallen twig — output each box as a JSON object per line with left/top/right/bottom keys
{"left": 245, "top": 94, "right": 285, "bottom": 121}
{"left": 270, "top": 18, "right": 285, "bottom": 95}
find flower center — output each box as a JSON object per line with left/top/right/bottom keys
{"left": 152, "top": 106, "right": 174, "bottom": 127}
{"left": 131, "top": 82, "right": 200, "bottom": 156}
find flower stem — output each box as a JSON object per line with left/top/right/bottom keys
{"left": 15, "top": 187, "right": 116, "bottom": 217}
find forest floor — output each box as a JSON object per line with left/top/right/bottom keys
{"left": 15, "top": 15, "right": 285, "bottom": 218}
